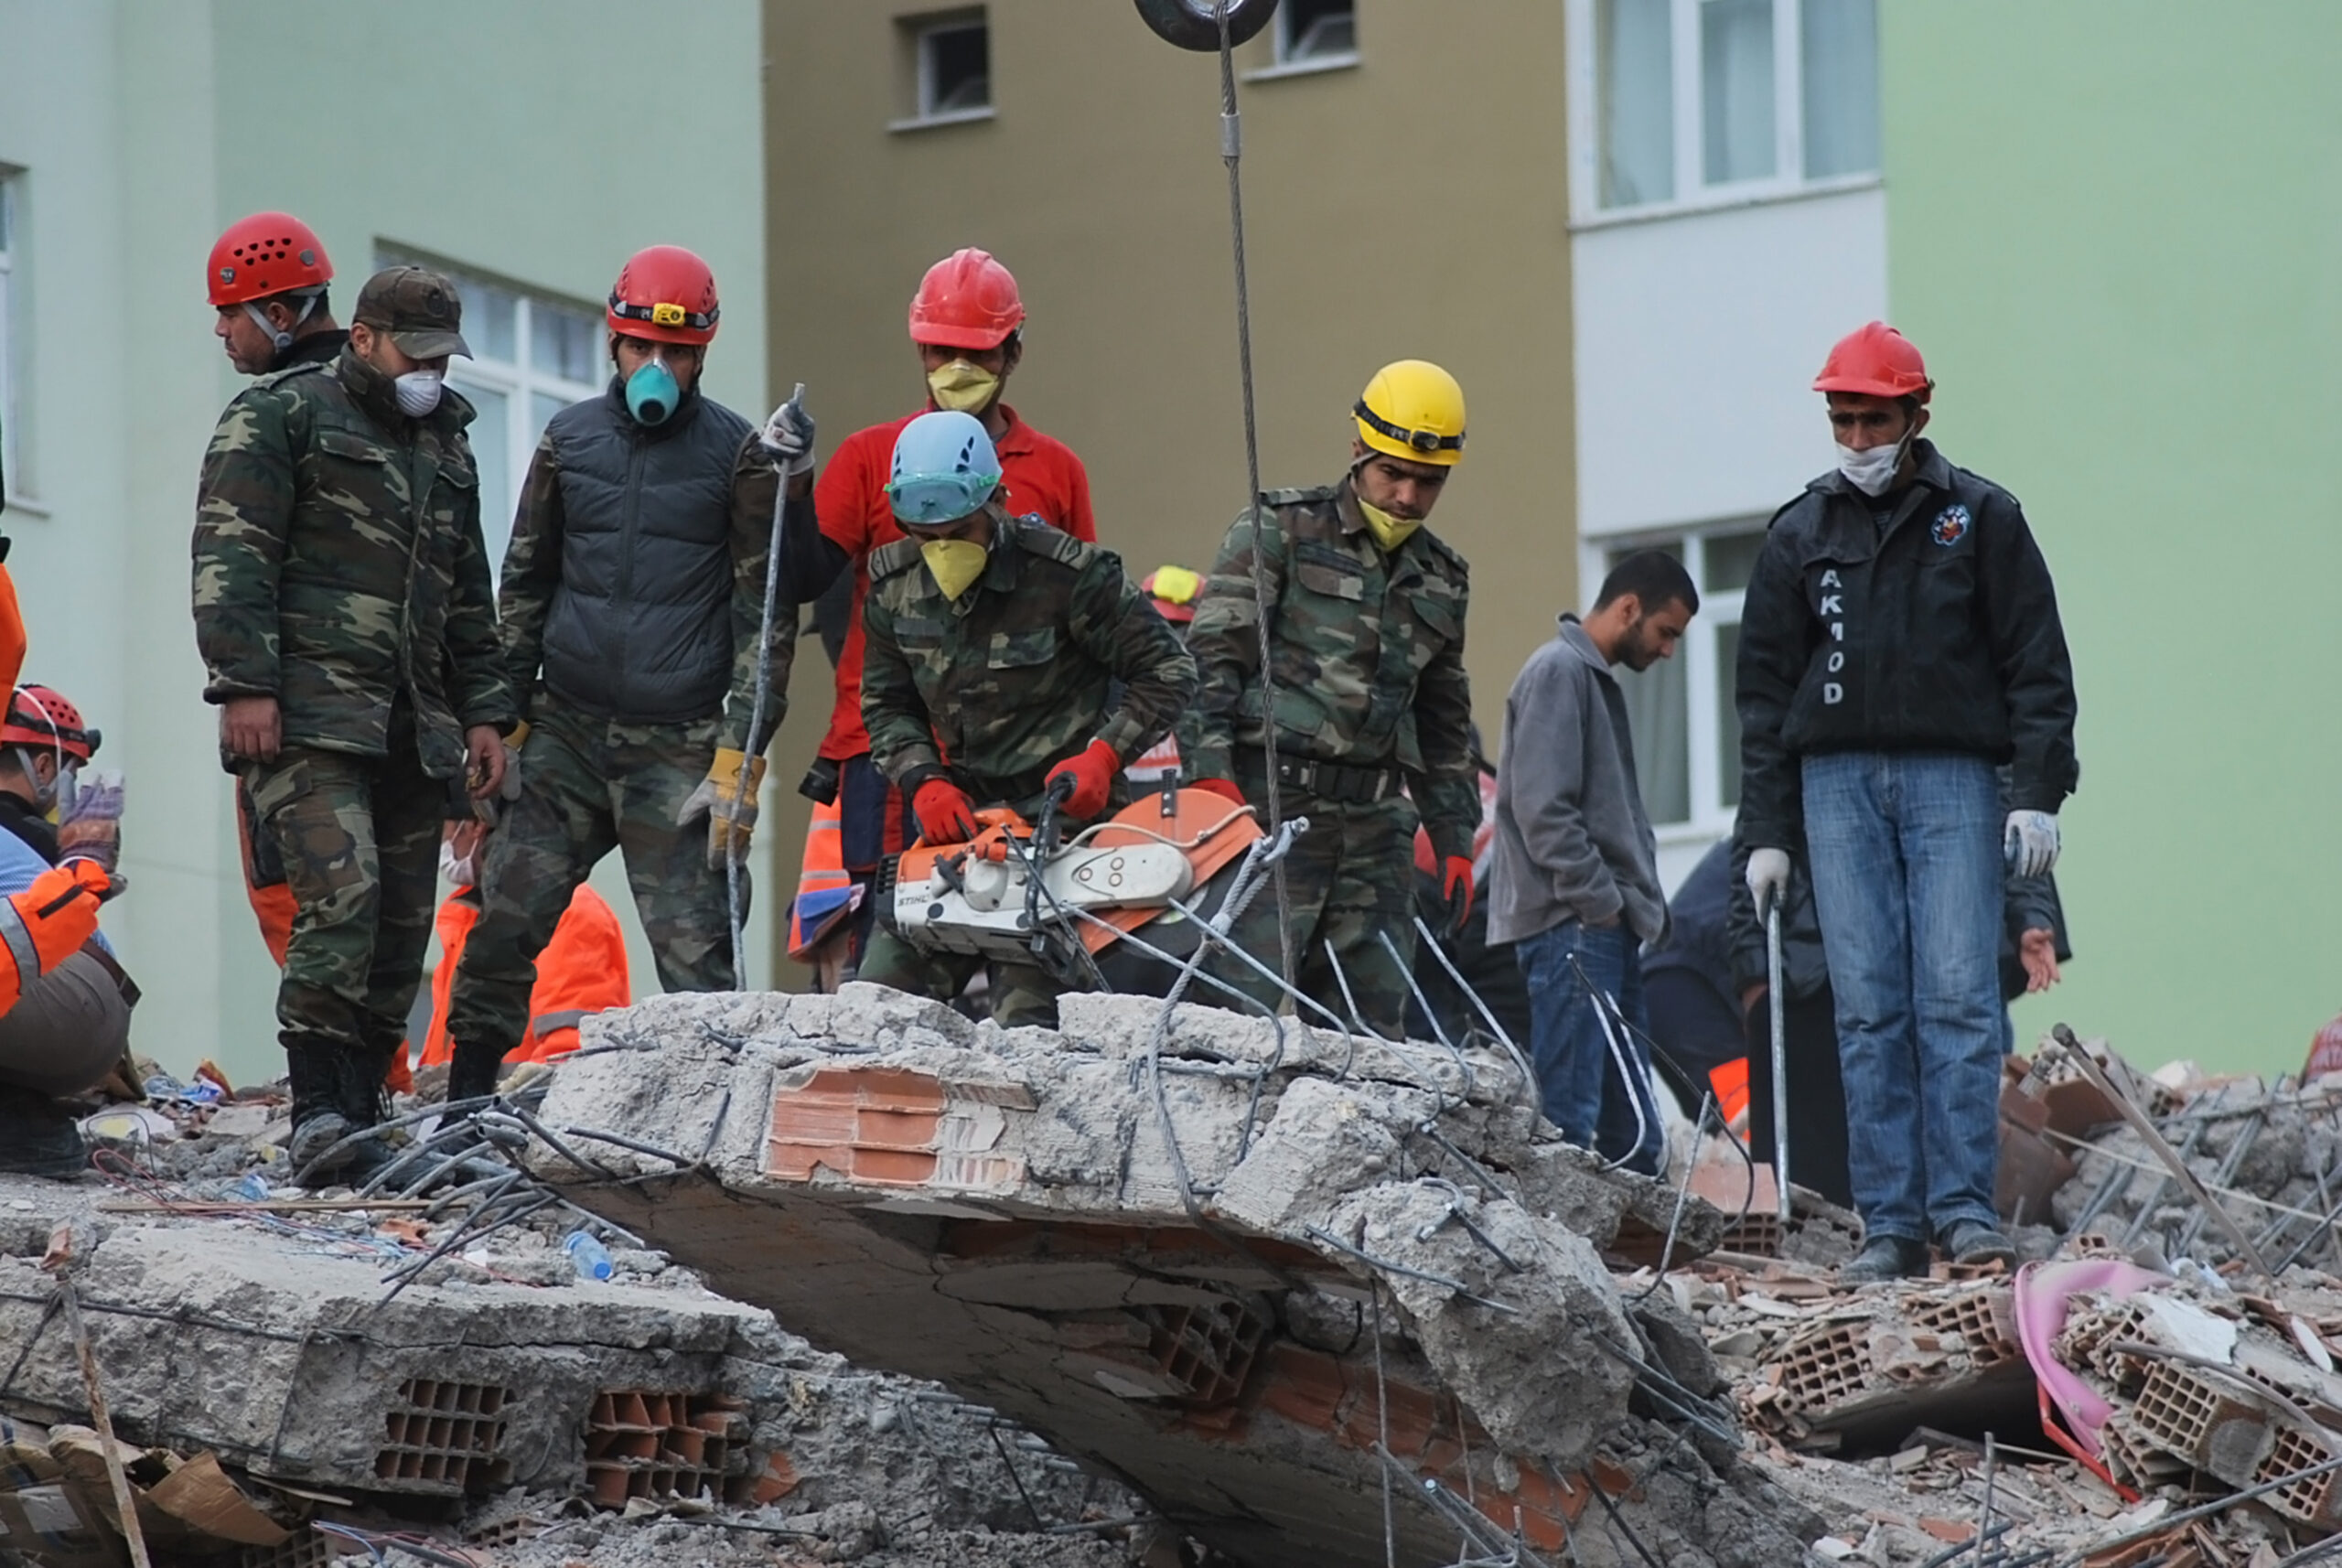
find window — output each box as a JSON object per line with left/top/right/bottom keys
{"left": 0, "top": 174, "right": 20, "bottom": 504}
{"left": 378, "top": 250, "right": 601, "bottom": 575}
{"left": 1273, "top": 0, "right": 1358, "bottom": 70}
{"left": 1594, "top": 523, "right": 1767, "bottom": 834}
{"left": 895, "top": 10, "right": 992, "bottom": 129}
{"left": 1578, "top": 0, "right": 1878, "bottom": 219}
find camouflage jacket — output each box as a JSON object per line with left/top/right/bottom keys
{"left": 861, "top": 510, "right": 1197, "bottom": 811}
{"left": 1186, "top": 478, "right": 1479, "bottom": 861}
{"left": 192, "top": 349, "right": 515, "bottom": 779}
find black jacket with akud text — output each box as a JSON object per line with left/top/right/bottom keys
{"left": 1735, "top": 440, "right": 2079, "bottom": 849}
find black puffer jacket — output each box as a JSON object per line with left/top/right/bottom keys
{"left": 1735, "top": 440, "right": 2079, "bottom": 849}
{"left": 532, "top": 382, "right": 755, "bottom": 724}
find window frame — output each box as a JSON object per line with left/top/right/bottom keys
{"left": 0, "top": 172, "right": 24, "bottom": 508}
{"left": 1249, "top": 0, "right": 1359, "bottom": 80}
{"left": 1579, "top": 520, "right": 1766, "bottom": 844}
{"left": 891, "top": 10, "right": 995, "bottom": 132}
{"left": 375, "top": 249, "right": 603, "bottom": 578}
{"left": 1566, "top": 0, "right": 1881, "bottom": 230}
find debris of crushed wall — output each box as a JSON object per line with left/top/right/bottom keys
{"left": 16, "top": 1008, "right": 2342, "bottom": 1567}
{"left": 525, "top": 985, "right": 1823, "bottom": 1568}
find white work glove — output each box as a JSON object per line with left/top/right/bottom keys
{"left": 1746, "top": 847, "right": 1791, "bottom": 919}
{"left": 2004, "top": 811, "right": 2060, "bottom": 877}
{"left": 500, "top": 722, "right": 529, "bottom": 803}
{"left": 759, "top": 392, "right": 816, "bottom": 477}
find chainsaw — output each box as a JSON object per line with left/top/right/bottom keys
{"left": 877, "top": 779, "right": 1265, "bottom": 991}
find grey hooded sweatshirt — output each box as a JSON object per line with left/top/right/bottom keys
{"left": 1488, "top": 615, "right": 1668, "bottom": 948}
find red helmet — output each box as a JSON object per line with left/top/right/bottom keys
{"left": 607, "top": 245, "right": 721, "bottom": 346}
{"left": 208, "top": 213, "right": 333, "bottom": 307}
{"left": 1813, "top": 321, "right": 1932, "bottom": 404}
{"left": 908, "top": 249, "right": 1025, "bottom": 350}
{"left": 1, "top": 686, "right": 98, "bottom": 764}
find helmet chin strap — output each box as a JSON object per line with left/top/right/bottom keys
{"left": 10, "top": 687, "right": 68, "bottom": 810}
{"left": 244, "top": 289, "right": 322, "bottom": 354}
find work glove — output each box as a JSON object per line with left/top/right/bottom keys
{"left": 1746, "top": 847, "right": 1791, "bottom": 919}
{"left": 675, "top": 747, "right": 768, "bottom": 870}
{"left": 57, "top": 769, "right": 124, "bottom": 874}
{"left": 500, "top": 722, "right": 530, "bottom": 803}
{"left": 1437, "top": 855, "right": 1475, "bottom": 940}
{"left": 911, "top": 777, "right": 979, "bottom": 845}
{"left": 1190, "top": 778, "right": 1249, "bottom": 811}
{"left": 1044, "top": 739, "right": 1120, "bottom": 821}
{"left": 2004, "top": 811, "right": 2060, "bottom": 878}
{"left": 759, "top": 394, "right": 817, "bottom": 477}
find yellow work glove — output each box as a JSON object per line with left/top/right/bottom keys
{"left": 675, "top": 747, "right": 768, "bottom": 870}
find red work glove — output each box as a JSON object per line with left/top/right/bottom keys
{"left": 1438, "top": 855, "right": 1475, "bottom": 939}
{"left": 1044, "top": 739, "right": 1120, "bottom": 821}
{"left": 911, "top": 778, "right": 979, "bottom": 845}
{"left": 1191, "top": 778, "right": 1249, "bottom": 811}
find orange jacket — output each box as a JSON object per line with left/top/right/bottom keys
{"left": 0, "top": 861, "right": 109, "bottom": 1015}
{"left": 420, "top": 884, "right": 630, "bottom": 1067}
{"left": 0, "top": 565, "right": 25, "bottom": 696}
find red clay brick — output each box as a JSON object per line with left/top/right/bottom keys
{"left": 748, "top": 1453, "right": 800, "bottom": 1505}
{"left": 1259, "top": 1345, "right": 1347, "bottom": 1433}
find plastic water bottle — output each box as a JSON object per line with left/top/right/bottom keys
{"left": 563, "top": 1230, "right": 614, "bottom": 1282}
{"left": 234, "top": 1172, "right": 271, "bottom": 1202}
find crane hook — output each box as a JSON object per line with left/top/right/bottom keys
{"left": 1132, "top": 0, "right": 1280, "bottom": 52}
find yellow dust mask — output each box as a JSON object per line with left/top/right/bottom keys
{"left": 926, "top": 360, "right": 1000, "bottom": 414}
{"left": 1357, "top": 498, "right": 1423, "bottom": 553}
{"left": 919, "top": 538, "right": 990, "bottom": 600}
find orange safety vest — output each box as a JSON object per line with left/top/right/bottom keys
{"left": 420, "top": 884, "right": 631, "bottom": 1068}
{"left": 789, "top": 797, "right": 857, "bottom": 961}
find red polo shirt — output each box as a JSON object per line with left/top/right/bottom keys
{"left": 811, "top": 404, "right": 1096, "bottom": 759}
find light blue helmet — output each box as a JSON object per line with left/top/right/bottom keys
{"left": 886, "top": 410, "right": 1002, "bottom": 527}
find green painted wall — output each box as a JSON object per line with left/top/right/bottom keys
{"left": 0, "top": 0, "right": 764, "bottom": 1086}
{"left": 1883, "top": 2, "right": 2342, "bottom": 1074}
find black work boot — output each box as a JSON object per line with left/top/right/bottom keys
{"left": 332, "top": 1044, "right": 403, "bottom": 1186}
{"left": 445, "top": 1039, "right": 506, "bottom": 1108}
{"left": 285, "top": 1039, "right": 356, "bottom": 1179}
{"left": 1940, "top": 1219, "right": 2018, "bottom": 1269}
{"left": 1838, "top": 1234, "right": 1929, "bottom": 1285}
{"left": 0, "top": 1085, "right": 89, "bottom": 1177}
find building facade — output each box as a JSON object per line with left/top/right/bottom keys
{"left": 757, "top": 0, "right": 1582, "bottom": 900}
{"left": 1883, "top": 1, "right": 2339, "bottom": 1072}
{"left": 0, "top": 0, "right": 768, "bottom": 1084}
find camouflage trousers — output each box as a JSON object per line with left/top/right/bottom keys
{"left": 242, "top": 721, "right": 446, "bottom": 1060}
{"left": 445, "top": 695, "right": 737, "bottom": 1057}
{"left": 857, "top": 930, "right": 1062, "bottom": 1030}
{"left": 1201, "top": 789, "right": 1419, "bottom": 1037}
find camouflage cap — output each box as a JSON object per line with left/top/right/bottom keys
{"left": 352, "top": 265, "right": 471, "bottom": 360}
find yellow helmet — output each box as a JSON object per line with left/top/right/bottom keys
{"left": 1354, "top": 360, "right": 1466, "bottom": 467}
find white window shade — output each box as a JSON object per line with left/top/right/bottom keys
{"left": 1701, "top": 0, "right": 1777, "bottom": 186}
{"left": 1801, "top": 0, "right": 1880, "bottom": 178}
{"left": 1598, "top": 0, "right": 1675, "bottom": 209}
{"left": 1575, "top": 0, "right": 1878, "bottom": 220}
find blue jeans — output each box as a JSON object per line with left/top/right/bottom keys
{"left": 1802, "top": 752, "right": 2004, "bottom": 1243}
{"left": 1514, "top": 920, "right": 1663, "bottom": 1176}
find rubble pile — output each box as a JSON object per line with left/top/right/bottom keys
{"left": 526, "top": 986, "right": 1821, "bottom": 1568}
{"left": 0, "top": 1163, "right": 1143, "bottom": 1567}
{"left": 15, "top": 1006, "right": 2342, "bottom": 1566}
